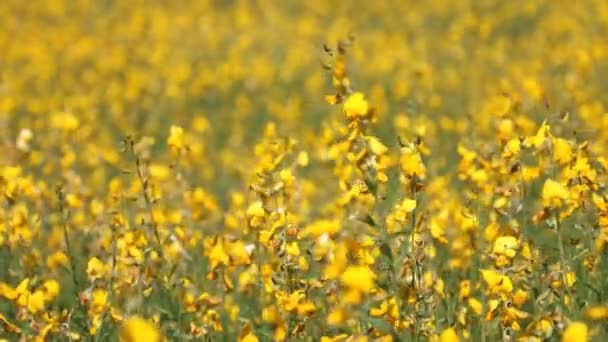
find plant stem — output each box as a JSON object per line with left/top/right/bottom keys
{"left": 56, "top": 185, "right": 89, "bottom": 334}
{"left": 554, "top": 211, "right": 570, "bottom": 309}
{"left": 135, "top": 157, "right": 164, "bottom": 260}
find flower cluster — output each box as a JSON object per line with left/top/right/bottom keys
{"left": 1, "top": 0, "right": 608, "bottom": 341}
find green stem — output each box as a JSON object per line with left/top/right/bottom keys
{"left": 93, "top": 224, "right": 118, "bottom": 342}
{"left": 56, "top": 185, "right": 89, "bottom": 334}
{"left": 135, "top": 157, "right": 164, "bottom": 260}
{"left": 554, "top": 211, "right": 570, "bottom": 309}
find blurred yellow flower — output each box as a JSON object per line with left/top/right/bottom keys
{"left": 480, "top": 269, "right": 513, "bottom": 295}
{"left": 87, "top": 257, "right": 109, "bottom": 280}
{"left": 562, "top": 322, "right": 587, "bottom": 342}
{"left": 439, "top": 327, "right": 459, "bottom": 342}
{"left": 167, "top": 125, "right": 185, "bottom": 152}
{"left": 585, "top": 305, "right": 608, "bottom": 320}
{"left": 468, "top": 298, "right": 483, "bottom": 315}
{"left": 0, "top": 1, "right": 607, "bottom": 340}
{"left": 27, "top": 290, "right": 45, "bottom": 313}
{"left": 238, "top": 322, "right": 259, "bottom": 342}
{"left": 492, "top": 236, "right": 519, "bottom": 258}
{"left": 340, "top": 266, "right": 375, "bottom": 293}
{"left": 542, "top": 178, "right": 569, "bottom": 208}
{"left": 343, "top": 92, "right": 369, "bottom": 119}
{"left": 120, "top": 317, "right": 163, "bottom": 342}
{"left": 553, "top": 138, "right": 573, "bottom": 164}
{"left": 302, "top": 219, "right": 341, "bottom": 238}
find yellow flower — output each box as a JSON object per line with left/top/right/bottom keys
{"left": 239, "top": 322, "right": 259, "bottom": 342}
{"left": 562, "top": 322, "right": 587, "bottom": 342}
{"left": 240, "top": 332, "right": 259, "bottom": 342}
{"left": 325, "top": 94, "right": 342, "bottom": 105}
{"left": 0, "top": 282, "right": 17, "bottom": 301}
{"left": 525, "top": 121, "right": 551, "bottom": 149}
{"left": 327, "top": 307, "right": 345, "bottom": 326}
{"left": 286, "top": 241, "right": 300, "bottom": 256}
{"left": 87, "top": 257, "right": 109, "bottom": 280}
{"left": 167, "top": 125, "right": 185, "bottom": 152}
{"left": 8, "top": 278, "right": 31, "bottom": 307}
{"left": 468, "top": 298, "right": 483, "bottom": 315}
{"left": 553, "top": 138, "right": 573, "bottom": 164}
{"left": 50, "top": 111, "right": 79, "bottom": 131}
{"left": 401, "top": 198, "right": 417, "bottom": 212}
{"left": 503, "top": 305, "right": 529, "bottom": 331}
{"left": 340, "top": 266, "right": 375, "bottom": 293}
{"left": 502, "top": 138, "right": 521, "bottom": 159}
{"left": 541, "top": 178, "right": 569, "bottom": 208}
{"left": 246, "top": 201, "right": 266, "bottom": 228}
{"left": 592, "top": 193, "right": 608, "bottom": 212}
{"left": 439, "top": 327, "right": 460, "bottom": 342}
{"left": 458, "top": 280, "right": 471, "bottom": 300}
{"left": 274, "top": 319, "right": 288, "bottom": 342}
{"left": 302, "top": 219, "right": 341, "bottom": 238}
{"left": 90, "top": 288, "right": 108, "bottom": 314}
{"left": 366, "top": 136, "right": 388, "bottom": 155}
{"left": 120, "top": 316, "right": 163, "bottom": 342}
{"left": 369, "top": 300, "right": 388, "bottom": 317}
{"left": 485, "top": 299, "right": 500, "bottom": 320}
{"left": 276, "top": 290, "right": 305, "bottom": 312}
{"left": 40, "top": 279, "right": 60, "bottom": 302}
{"left": 522, "top": 166, "right": 540, "bottom": 182}
{"left": 208, "top": 241, "right": 229, "bottom": 270}
{"left": 485, "top": 95, "right": 511, "bottom": 117}
{"left": 343, "top": 92, "right": 369, "bottom": 119}
{"left": 532, "top": 318, "right": 554, "bottom": 338}
{"left": 27, "top": 290, "right": 45, "bottom": 313}
{"left": 149, "top": 164, "right": 171, "bottom": 181}
{"left": 512, "top": 289, "right": 528, "bottom": 306}
{"left": 400, "top": 145, "right": 426, "bottom": 179}
{"left": 565, "top": 272, "right": 576, "bottom": 288}
{"left": 492, "top": 236, "right": 519, "bottom": 258}
{"left": 585, "top": 305, "right": 608, "bottom": 320}
{"left": 47, "top": 251, "right": 69, "bottom": 270}
{"left": 297, "top": 301, "right": 316, "bottom": 316}
{"left": 480, "top": 269, "right": 513, "bottom": 295}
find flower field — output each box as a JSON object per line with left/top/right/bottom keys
{"left": 2, "top": 0, "right": 608, "bottom": 341}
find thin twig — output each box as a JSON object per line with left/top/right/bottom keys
{"left": 134, "top": 157, "right": 164, "bottom": 259}
{"left": 56, "top": 184, "right": 89, "bottom": 333}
